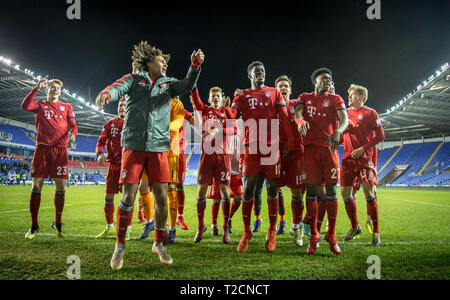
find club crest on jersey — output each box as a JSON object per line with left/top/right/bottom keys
{"left": 161, "top": 83, "right": 167, "bottom": 88}
{"left": 307, "top": 100, "right": 312, "bottom": 105}
{"left": 290, "top": 107, "right": 295, "bottom": 114}
{"left": 139, "top": 80, "right": 147, "bottom": 87}
{"left": 121, "top": 170, "right": 127, "bottom": 179}
{"left": 265, "top": 92, "right": 271, "bottom": 98}
{"left": 323, "top": 101, "right": 330, "bottom": 107}
{"left": 358, "top": 114, "right": 364, "bottom": 120}
{"left": 59, "top": 106, "right": 65, "bottom": 111}
{"left": 220, "top": 113, "right": 225, "bottom": 118}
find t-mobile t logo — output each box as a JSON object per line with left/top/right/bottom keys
{"left": 307, "top": 106, "right": 317, "bottom": 118}
{"left": 248, "top": 98, "right": 258, "bottom": 110}
{"left": 111, "top": 127, "right": 119, "bottom": 138}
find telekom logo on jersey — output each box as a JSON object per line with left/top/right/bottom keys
{"left": 110, "top": 127, "right": 119, "bottom": 138}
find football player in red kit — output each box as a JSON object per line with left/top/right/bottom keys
{"left": 294, "top": 68, "right": 349, "bottom": 255}
{"left": 340, "top": 84, "right": 384, "bottom": 246}
{"left": 190, "top": 86, "right": 235, "bottom": 244}
{"left": 22, "top": 76, "right": 78, "bottom": 239}
{"left": 275, "top": 75, "right": 306, "bottom": 247}
{"left": 225, "top": 61, "right": 296, "bottom": 253}
{"left": 95, "top": 97, "right": 127, "bottom": 239}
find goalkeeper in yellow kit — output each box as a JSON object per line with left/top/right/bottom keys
{"left": 139, "top": 97, "right": 185, "bottom": 243}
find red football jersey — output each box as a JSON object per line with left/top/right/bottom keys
{"left": 21, "top": 88, "right": 78, "bottom": 148}
{"left": 279, "top": 100, "right": 303, "bottom": 151}
{"left": 191, "top": 89, "right": 233, "bottom": 154}
{"left": 96, "top": 117, "right": 124, "bottom": 165}
{"left": 343, "top": 106, "right": 382, "bottom": 161}
{"left": 231, "top": 86, "right": 288, "bottom": 152}
{"left": 296, "top": 92, "right": 346, "bottom": 147}
{"left": 179, "top": 110, "right": 193, "bottom": 154}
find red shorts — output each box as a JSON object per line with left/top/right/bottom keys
{"left": 340, "top": 157, "right": 377, "bottom": 187}
{"left": 242, "top": 146, "right": 281, "bottom": 179}
{"left": 106, "top": 162, "right": 122, "bottom": 194}
{"left": 277, "top": 150, "right": 305, "bottom": 192}
{"left": 198, "top": 154, "right": 231, "bottom": 185}
{"left": 303, "top": 144, "right": 340, "bottom": 185}
{"left": 31, "top": 145, "right": 68, "bottom": 179}
{"left": 207, "top": 174, "right": 244, "bottom": 200}
{"left": 120, "top": 149, "right": 170, "bottom": 185}
{"left": 178, "top": 152, "right": 186, "bottom": 183}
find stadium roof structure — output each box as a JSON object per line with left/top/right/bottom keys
{"left": 380, "top": 62, "right": 450, "bottom": 142}
{"left": 0, "top": 55, "right": 115, "bottom": 136}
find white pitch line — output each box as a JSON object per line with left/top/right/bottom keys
{"left": 0, "top": 204, "right": 73, "bottom": 214}
{"left": 0, "top": 231, "right": 448, "bottom": 246}
{"left": 396, "top": 199, "right": 450, "bottom": 208}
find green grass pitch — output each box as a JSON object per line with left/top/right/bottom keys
{"left": 0, "top": 185, "right": 449, "bottom": 280}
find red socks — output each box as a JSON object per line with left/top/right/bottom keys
{"left": 116, "top": 201, "right": 133, "bottom": 245}
{"left": 104, "top": 198, "right": 115, "bottom": 225}
{"left": 197, "top": 198, "right": 207, "bottom": 228}
{"left": 344, "top": 197, "right": 359, "bottom": 229}
{"left": 305, "top": 196, "right": 319, "bottom": 241}
{"left": 54, "top": 191, "right": 65, "bottom": 224}
{"left": 29, "top": 191, "right": 41, "bottom": 227}
{"left": 229, "top": 199, "right": 242, "bottom": 219}
{"left": 367, "top": 196, "right": 379, "bottom": 233}
{"left": 177, "top": 189, "right": 185, "bottom": 216}
{"left": 291, "top": 196, "right": 304, "bottom": 225}
{"left": 242, "top": 197, "right": 254, "bottom": 233}
{"left": 317, "top": 196, "right": 327, "bottom": 233}
{"left": 221, "top": 198, "right": 231, "bottom": 229}
{"left": 325, "top": 196, "right": 338, "bottom": 240}
{"left": 211, "top": 200, "right": 220, "bottom": 226}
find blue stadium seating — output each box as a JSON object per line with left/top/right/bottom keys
{"left": 0, "top": 124, "right": 35, "bottom": 146}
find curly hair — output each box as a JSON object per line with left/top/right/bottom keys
{"left": 311, "top": 68, "right": 332, "bottom": 86}
{"left": 131, "top": 41, "right": 171, "bottom": 73}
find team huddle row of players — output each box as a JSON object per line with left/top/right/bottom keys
{"left": 20, "top": 41, "right": 384, "bottom": 270}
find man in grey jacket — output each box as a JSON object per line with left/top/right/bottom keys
{"left": 96, "top": 41, "right": 204, "bottom": 269}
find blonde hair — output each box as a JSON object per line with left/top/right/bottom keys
{"left": 275, "top": 75, "right": 292, "bottom": 88}
{"left": 209, "top": 87, "right": 224, "bottom": 97}
{"left": 47, "top": 79, "right": 63, "bottom": 88}
{"left": 348, "top": 84, "right": 368, "bottom": 102}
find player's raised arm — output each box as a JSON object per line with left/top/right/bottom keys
{"left": 190, "top": 86, "right": 205, "bottom": 111}
{"left": 96, "top": 74, "right": 134, "bottom": 110}
{"left": 170, "top": 49, "right": 204, "bottom": 97}
{"left": 21, "top": 75, "right": 49, "bottom": 111}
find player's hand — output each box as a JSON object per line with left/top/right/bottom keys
{"left": 97, "top": 153, "right": 106, "bottom": 166}
{"left": 328, "top": 131, "right": 341, "bottom": 152}
{"left": 351, "top": 147, "right": 365, "bottom": 159}
{"left": 35, "top": 75, "right": 49, "bottom": 90}
{"left": 234, "top": 89, "right": 244, "bottom": 96}
{"left": 203, "top": 128, "right": 219, "bottom": 143}
{"left": 191, "top": 49, "right": 205, "bottom": 68}
{"left": 96, "top": 93, "right": 110, "bottom": 110}
{"left": 224, "top": 96, "right": 231, "bottom": 107}
{"left": 69, "top": 133, "right": 76, "bottom": 144}
{"left": 298, "top": 121, "right": 310, "bottom": 136}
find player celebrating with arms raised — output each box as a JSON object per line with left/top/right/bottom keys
{"left": 294, "top": 68, "right": 348, "bottom": 255}
{"left": 225, "top": 61, "right": 296, "bottom": 253}
{"left": 190, "top": 86, "right": 234, "bottom": 244}
{"left": 22, "top": 76, "right": 78, "bottom": 239}
{"left": 96, "top": 41, "right": 204, "bottom": 269}
{"left": 340, "top": 84, "right": 384, "bottom": 246}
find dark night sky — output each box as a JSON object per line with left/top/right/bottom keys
{"left": 0, "top": 0, "right": 449, "bottom": 115}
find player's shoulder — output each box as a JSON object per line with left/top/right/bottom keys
{"left": 363, "top": 105, "right": 379, "bottom": 115}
